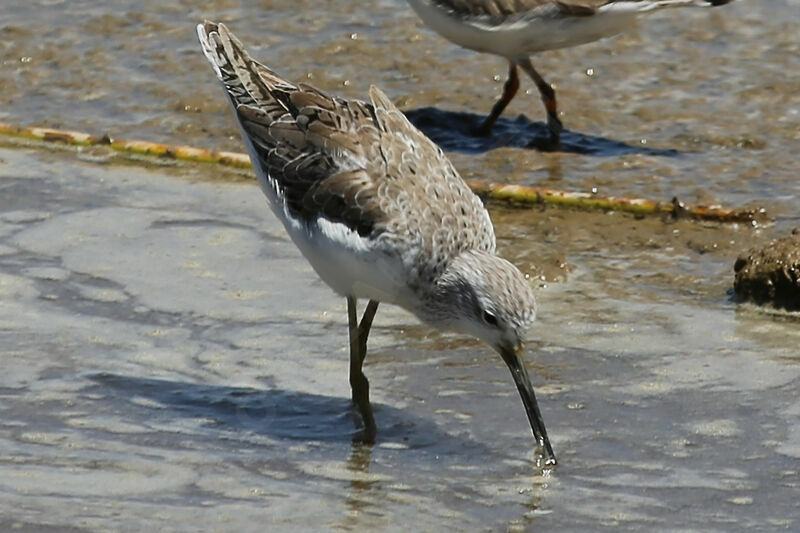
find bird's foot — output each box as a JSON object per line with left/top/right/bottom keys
{"left": 471, "top": 121, "right": 494, "bottom": 137}
{"left": 527, "top": 112, "right": 563, "bottom": 151}
{"left": 351, "top": 425, "right": 376, "bottom": 445}
{"left": 349, "top": 399, "right": 377, "bottom": 445}
{"left": 526, "top": 134, "right": 562, "bottom": 152}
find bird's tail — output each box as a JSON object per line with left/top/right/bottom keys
{"left": 196, "top": 21, "right": 296, "bottom": 120}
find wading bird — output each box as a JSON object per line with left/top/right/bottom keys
{"left": 197, "top": 21, "right": 556, "bottom": 464}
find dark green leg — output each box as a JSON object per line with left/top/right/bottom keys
{"left": 347, "top": 297, "right": 380, "bottom": 444}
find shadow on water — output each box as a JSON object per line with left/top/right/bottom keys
{"left": 86, "top": 373, "right": 485, "bottom": 455}
{"left": 404, "top": 107, "right": 680, "bottom": 157}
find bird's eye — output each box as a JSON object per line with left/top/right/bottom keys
{"left": 483, "top": 310, "right": 498, "bottom": 327}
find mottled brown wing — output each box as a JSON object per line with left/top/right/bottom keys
{"left": 199, "top": 21, "right": 383, "bottom": 235}
{"left": 200, "top": 22, "right": 495, "bottom": 264}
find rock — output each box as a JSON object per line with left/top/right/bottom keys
{"left": 733, "top": 228, "right": 800, "bottom": 310}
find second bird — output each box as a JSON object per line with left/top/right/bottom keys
{"left": 405, "top": 0, "right": 735, "bottom": 149}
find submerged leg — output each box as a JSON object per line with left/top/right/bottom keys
{"left": 475, "top": 61, "right": 520, "bottom": 136}
{"left": 518, "top": 57, "right": 563, "bottom": 150}
{"left": 347, "top": 297, "right": 380, "bottom": 444}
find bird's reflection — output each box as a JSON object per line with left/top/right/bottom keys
{"left": 337, "top": 444, "right": 382, "bottom": 530}
{"left": 347, "top": 443, "right": 376, "bottom": 494}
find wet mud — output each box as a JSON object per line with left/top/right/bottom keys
{"left": 1, "top": 0, "right": 800, "bottom": 531}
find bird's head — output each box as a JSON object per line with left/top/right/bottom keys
{"left": 420, "top": 249, "right": 555, "bottom": 465}
{"left": 423, "top": 249, "right": 537, "bottom": 353}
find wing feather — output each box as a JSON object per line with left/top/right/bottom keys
{"left": 198, "top": 21, "right": 496, "bottom": 278}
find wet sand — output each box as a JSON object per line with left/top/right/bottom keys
{"left": 1, "top": 0, "right": 800, "bottom": 531}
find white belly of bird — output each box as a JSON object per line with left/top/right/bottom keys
{"left": 406, "top": 0, "right": 642, "bottom": 60}
{"left": 242, "top": 125, "right": 420, "bottom": 309}
{"left": 286, "top": 215, "right": 420, "bottom": 308}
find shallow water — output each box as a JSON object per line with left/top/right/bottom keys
{"left": 1, "top": 0, "right": 800, "bottom": 531}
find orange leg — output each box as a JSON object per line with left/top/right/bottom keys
{"left": 475, "top": 61, "right": 520, "bottom": 136}
{"left": 518, "top": 57, "right": 562, "bottom": 149}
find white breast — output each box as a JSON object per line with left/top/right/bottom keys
{"left": 406, "top": 0, "right": 643, "bottom": 60}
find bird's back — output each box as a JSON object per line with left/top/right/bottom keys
{"left": 197, "top": 22, "right": 496, "bottom": 298}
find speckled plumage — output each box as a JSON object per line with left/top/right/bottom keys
{"left": 198, "top": 22, "right": 552, "bottom": 463}
{"left": 197, "top": 22, "right": 521, "bottom": 315}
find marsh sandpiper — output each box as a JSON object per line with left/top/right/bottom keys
{"left": 197, "top": 22, "right": 556, "bottom": 464}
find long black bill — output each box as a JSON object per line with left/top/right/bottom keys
{"left": 500, "top": 346, "right": 556, "bottom": 466}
